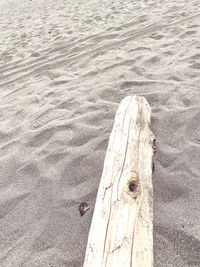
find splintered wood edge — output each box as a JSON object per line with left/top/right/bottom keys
{"left": 84, "top": 95, "right": 154, "bottom": 267}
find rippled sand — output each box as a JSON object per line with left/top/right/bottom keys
{"left": 0, "top": 0, "right": 200, "bottom": 266}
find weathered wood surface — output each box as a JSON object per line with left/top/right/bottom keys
{"left": 84, "top": 95, "right": 155, "bottom": 267}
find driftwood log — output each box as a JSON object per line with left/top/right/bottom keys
{"left": 84, "top": 95, "right": 155, "bottom": 267}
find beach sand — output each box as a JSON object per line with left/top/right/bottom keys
{"left": 0, "top": 0, "right": 200, "bottom": 266}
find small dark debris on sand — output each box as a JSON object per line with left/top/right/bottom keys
{"left": 79, "top": 202, "right": 89, "bottom": 216}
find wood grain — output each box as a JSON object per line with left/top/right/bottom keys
{"left": 84, "top": 95, "right": 155, "bottom": 267}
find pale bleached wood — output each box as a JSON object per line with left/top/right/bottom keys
{"left": 84, "top": 95, "right": 155, "bottom": 267}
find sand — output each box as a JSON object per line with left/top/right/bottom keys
{"left": 0, "top": 0, "right": 200, "bottom": 266}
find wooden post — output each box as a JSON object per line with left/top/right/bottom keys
{"left": 84, "top": 96, "right": 155, "bottom": 267}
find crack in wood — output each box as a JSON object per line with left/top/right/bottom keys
{"left": 111, "top": 237, "right": 129, "bottom": 254}
{"left": 103, "top": 183, "right": 113, "bottom": 199}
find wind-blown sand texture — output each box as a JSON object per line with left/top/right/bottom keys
{"left": 0, "top": 0, "right": 200, "bottom": 266}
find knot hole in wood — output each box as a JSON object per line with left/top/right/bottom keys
{"left": 127, "top": 173, "right": 140, "bottom": 198}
